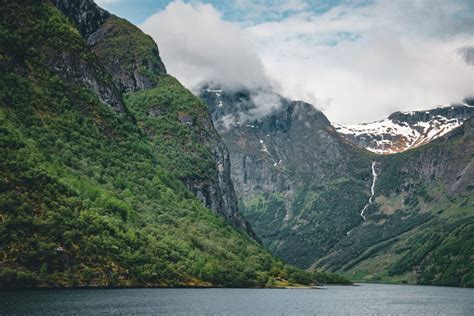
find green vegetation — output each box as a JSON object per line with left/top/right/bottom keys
{"left": 0, "top": 1, "right": 351, "bottom": 287}
{"left": 124, "top": 76, "right": 216, "bottom": 181}
{"left": 333, "top": 150, "right": 474, "bottom": 288}
{"left": 239, "top": 109, "right": 473, "bottom": 287}
{"left": 340, "top": 200, "right": 474, "bottom": 288}
{"left": 91, "top": 15, "right": 166, "bottom": 90}
{"left": 241, "top": 176, "right": 370, "bottom": 268}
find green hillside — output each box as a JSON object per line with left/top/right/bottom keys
{"left": 0, "top": 0, "right": 348, "bottom": 287}
{"left": 327, "top": 126, "right": 474, "bottom": 287}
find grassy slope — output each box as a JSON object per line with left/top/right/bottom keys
{"left": 328, "top": 128, "right": 474, "bottom": 287}
{"left": 340, "top": 191, "right": 473, "bottom": 287}
{"left": 0, "top": 1, "right": 349, "bottom": 287}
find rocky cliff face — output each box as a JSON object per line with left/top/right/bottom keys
{"left": 334, "top": 102, "right": 474, "bottom": 154}
{"left": 88, "top": 16, "right": 167, "bottom": 92}
{"left": 52, "top": 0, "right": 166, "bottom": 97}
{"left": 51, "top": 0, "right": 252, "bottom": 236}
{"left": 187, "top": 135, "right": 255, "bottom": 236}
{"left": 51, "top": 0, "right": 110, "bottom": 37}
{"left": 36, "top": 0, "right": 122, "bottom": 112}
{"left": 201, "top": 87, "right": 373, "bottom": 266}
{"left": 201, "top": 88, "right": 367, "bottom": 196}
{"left": 202, "top": 87, "right": 473, "bottom": 287}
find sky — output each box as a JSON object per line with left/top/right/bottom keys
{"left": 96, "top": 0, "right": 474, "bottom": 124}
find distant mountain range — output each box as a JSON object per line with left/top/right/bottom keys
{"left": 201, "top": 87, "right": 473, "bottom": 287}
{"left": 334, "top": 101, "right": 474, "bottom": 154}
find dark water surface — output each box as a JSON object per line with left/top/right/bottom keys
{"left": 1, "top": 283, "right": 473, "bottom": 315}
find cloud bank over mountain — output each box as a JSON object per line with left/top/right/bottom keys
{"left": 140, "top": 0, "right": 474, "bottom": 124}
{"left": 140, "top": 2, "right": 271, "bottom": 91}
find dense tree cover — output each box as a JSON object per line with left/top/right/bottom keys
{"left": 0, "top": 1, "right": 350, "bottom": 287}
{"left": 386, "top": 217, "right": 474, "bottom": 288}
{"left": 124, "top": 76, "right": 217, "bottom": 181}
{"left": 337, "top": 194, "right": 474, "bottom": 288}
{"left": 241, "top": 176, "right": 370, "bottom": 267}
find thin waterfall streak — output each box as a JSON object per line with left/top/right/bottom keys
{"left": 360, "top": 161, "right": 377, "bottom": 221}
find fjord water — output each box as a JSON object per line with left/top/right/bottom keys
{"left": 1, "top": 283, "right": 473, "bottom": 315}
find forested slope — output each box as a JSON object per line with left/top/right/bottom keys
{"left": 0, "top": 0, "right": 348, "bottom": 287}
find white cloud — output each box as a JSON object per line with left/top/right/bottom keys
{"left": 218, "top": 89, "right": 283, "bottom": 129}
{"left": 140, "top": 0, "right": 474, "bottom": 124}
{"left": 140, "top": 1, "right": 271, "bottom": 91}
{"left": 246, "top": 0, "right": 474, "bottom": 123}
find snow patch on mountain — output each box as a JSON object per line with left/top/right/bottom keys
{"left": 333, "top": 103, "right": 473, "bottom": 154}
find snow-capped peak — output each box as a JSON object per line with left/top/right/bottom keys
{"left": 333, "top": 103, "right": 473, "bottom": 154}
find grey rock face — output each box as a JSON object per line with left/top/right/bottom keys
{"left": 185, "top": 138, "right": 256, "bottom": 238}
{"left": 381, "top": 116, "right": 474, "bottom": 195}
{"left": 50, "top": 0, "right": 124, "bottom": 112}
{"left": 41, "top": 47, "right": 125, "bottom": 112}
{"left": 52, "top": 0, "right": 167, "bottom": 95}
{"left": 201, "top": 87, "right": 371, "bottom": 263}
{"left": 51, "top": 0, "right": 110, "bottom": 38}
{"left": 87, "top": 16, "right": 167, "bottom": 93}
{"left": 201, "top": 88, "right": 365, "bottom": 201}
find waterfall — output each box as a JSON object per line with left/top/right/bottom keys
{"left": 369, "top": 161, "right": 378, "bottom": 203}
{"left": 360, "top": 161, "right": 377, "bottom": 221}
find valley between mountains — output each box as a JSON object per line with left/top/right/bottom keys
{"left": 201, "top": 88, "right": 473, "bottom": 287}
{"left": 0, "top": 0, "right": 472, "bottom": 289}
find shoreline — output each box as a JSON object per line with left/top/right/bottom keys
{"left": 0, "top": 283, "right": 355, "bottom": 291}
{"left": 1, "top": 282, "right": 471, "bottom": 290}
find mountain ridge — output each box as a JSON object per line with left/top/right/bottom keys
{"left": 0, "top": 0, "right": 348, "bottom": 288}
{"left": 334, "top": 102, "right": 473, "bottom": 154}
{"left": 49, "top": 0, "right": 251, "bottom": 235}
{"left": 201, "top": 86, "right": 473, "bottom": 287}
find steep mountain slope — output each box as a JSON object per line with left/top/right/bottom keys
{"left": 334, "top": 102, "right": 473, "bottom": 154}
{"left": 317, "top": 117, "right": 473, "bottom": 287}
{"left": 0, "top": 0, "right": 334, "bottom": 287}
{"left": 202, "top": 87, "right": 474, "bottom": 287}
{"left": 47, "top": 0, "right": 247, "bottom": 229}
{"left": 201, "top": 88, "right": 374, "bottom": 267}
